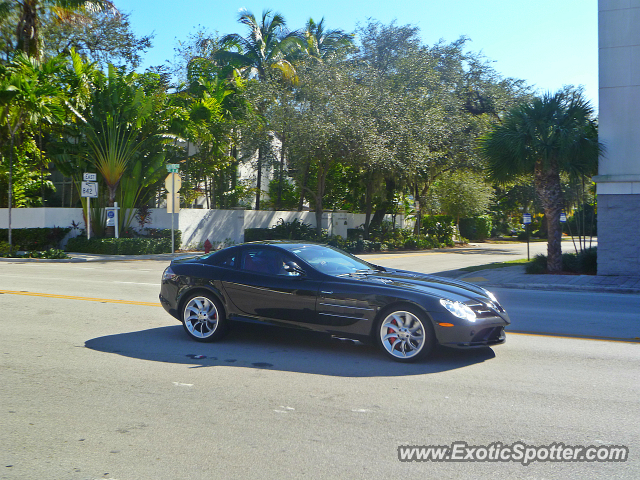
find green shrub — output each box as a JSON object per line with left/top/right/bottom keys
{"left": 526, "top": 247, "right": 597, "bottom": 274}
{"left": 475, "top": 215, "right": 492, "bottom": 241}
{"left": 0, "top": 227, "right": 71, "bottom": 250}
{"left": 421, "top": 215, "right": 455, "bottom": 245}
{"left": 0, "top": 241, "right": 9, "bottom": 255}
{"left": 65, "top": 236, "right": 173, "bottom": 255}
{"left": 458, "top": 218, "right": 476, "bottom": 240}
{"left": 24, "top": 249, "right": 69, "bottom": 259}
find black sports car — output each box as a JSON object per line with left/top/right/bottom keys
{"left": 159, "top": 241, "right": 510, "bottom": 362}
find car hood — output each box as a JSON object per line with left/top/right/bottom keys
{"left": 345, "top": 269, "right": 495, "bottom": 305}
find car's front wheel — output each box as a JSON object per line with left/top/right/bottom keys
{"left": 376, "top": 306, "right": 434, "bottom": 362}
{"left": 181, "top": 293, "right": 228, "bottom": 342}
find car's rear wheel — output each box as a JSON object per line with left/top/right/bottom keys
{"left": 376, "top": 306, "right": 434, "bottom": 362}
{"left": 181, "top": 293, "right": 228, "bottom": 342}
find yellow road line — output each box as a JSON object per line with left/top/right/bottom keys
{"left": 508, "top": 331, "right": 640, "bottom": 344}
{"left": 0, "top": 290, "right": 161, "bottom": 307}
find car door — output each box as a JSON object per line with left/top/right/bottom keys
{"left": 315, "top": 278, "right": 378, "bottom": 328}
{"left": 222, "top": 246, "right": 319, "bottom": 325}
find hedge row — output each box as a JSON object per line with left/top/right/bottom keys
{"left": 0, "top": 227, "right": 71, "bottom": 251}
{"left": 65, "top": 236, "right": 175, "bottom": 255}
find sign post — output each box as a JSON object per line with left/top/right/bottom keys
{"left": 523, "top": 213, "right": 532, "bottom": 261}
{"left": 105, "top": 202, "right": 120, "bottom": 239}
{"left": 165, "top": 164, "right": 181, "bottom": 253}
{"left": 81, "top": 173, "right": 98, "bottom": 240}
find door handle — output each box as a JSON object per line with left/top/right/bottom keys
{"left": 320, "top": 290, "right": 333, "bottom": 295}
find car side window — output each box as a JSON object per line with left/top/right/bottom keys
{"left": 207, "top": 249, "right": 237, "bottom": 268}
{"left": 241, "top": 248, "right": 300, "bottom": 276}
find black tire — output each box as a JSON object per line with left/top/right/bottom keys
{"left": 181, "top": 293, "right": 228, "bottom": 342}
{"left": 375, "top": 305, "right": 435, "bottom": 362}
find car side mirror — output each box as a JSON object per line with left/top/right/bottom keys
{"left": 283, "top": 261, "right": 305, "bottom": 276}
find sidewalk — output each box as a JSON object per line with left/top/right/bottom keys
{"left": 451, "top": 265, "right": 640, "bottom": 295}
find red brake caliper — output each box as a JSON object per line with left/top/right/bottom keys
{"left": 387, "top": 319, "right": 398, "bottom": 350}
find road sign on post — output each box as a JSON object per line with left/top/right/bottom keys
{"left": 80, "top": 181, "right": 99, "bottom": 240}
{"left": 105, "top": 203, "right": 120, "bottom": 238}
{"left": 166, "top": 163, "right": 179, "bottom": 173}
{"left": 523, "top": 213, "right": 532, "bottom": 261}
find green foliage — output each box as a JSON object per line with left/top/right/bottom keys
{"left": 526, "top": 248, "right": 597, "bottom": 275}
{"left": 0, "top": 240, "right": 10, "bottom": 254}
{"left": 21, "top": 248, "right": 69, "bottom": 259}
{"left": 459, "top": 215, "right": 493, "bottom": 241}
{"left": 65, "top": 236, "right": 174, "bottom": 255}
{"left": 263, "top": 178, "right": 300, "bottom": 210}
{"left": 0, "top": 227, "right": 71, "bottom": 250}
{"left": 244, "top": 219, "right": 317, "bottom": 242}
{"left": 421, "top": 215, "right": 455, "bottom": 245}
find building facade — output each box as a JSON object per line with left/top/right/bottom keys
{"left": 595, "top": 0, "right": 640, "bottom": 275}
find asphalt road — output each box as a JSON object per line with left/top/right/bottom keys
{"left": 1, "top": 249, "right": 638, "bottom": 480}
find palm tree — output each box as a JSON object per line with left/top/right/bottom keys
{"left": 479, "top": 89, "right": 602, "bottom": 272}
{"left": 216, "top": 9, "right": 299, "bottom": 83}
{"left": 13, "top": 0, "right": 117, "bottom": 59}
{"left": 216, "top": 9, "right": 300, "bottom": 209}
{"left": 296, "top": 18, "right": 353, "bottom": 62}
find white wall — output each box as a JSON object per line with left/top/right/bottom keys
{"left": 0, "top": 208, "right": 407, "bottom": 249}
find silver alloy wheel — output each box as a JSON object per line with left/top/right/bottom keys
{"left": 379, "top": 310, "right": 426, "bottom": 359}
{"left": 183, "top": 296, "right": 219, "bottom": 339}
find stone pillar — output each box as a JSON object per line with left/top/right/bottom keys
{"left": 594, "top": 0, "right": 640, "bottom": 275}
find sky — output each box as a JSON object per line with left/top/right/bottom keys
{"left": 114, "top": 0, "right": 599, "bottom": 110}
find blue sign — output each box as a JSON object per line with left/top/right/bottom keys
{"left": 523, "top": 213, "right": 532, "bottom": 225}
{"left": 107, "top": 210, "right": 115, "bottom": 218}
{"left": 560, "top": 212, "right": 567, "bottom": 223}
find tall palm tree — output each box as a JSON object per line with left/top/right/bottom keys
{"left": 296, "top": 18, "right": 353, "bottom": 62}
{"left": 13, "top": 0, "right": 117, "bottom": 59}
{"left": 216, "top": 9, "right": 299, "bottom": 83}
{"left": 479, "top": 89, "right": 602, "bottom": 272}
{"left": 216, "top": 9, "right": 300, "bottom": 209}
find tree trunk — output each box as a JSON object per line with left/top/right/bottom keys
{"left": 363, "top": 179, "right": 374, "bottom": 239}
{"left": 255, "top": 146, "right": 262, "bottom": 210}
{"left": 17, "top": 3, "right": 38, "bottom": 58}
{"left": 534, "top": 161, "right": 563, "bottom": 272}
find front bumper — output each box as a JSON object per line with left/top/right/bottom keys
{"left": 432, "top": 310, "right": 510, "bottom": 348}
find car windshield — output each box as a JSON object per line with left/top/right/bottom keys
{"left": 288, "top": 245, "right": 379, "bottom": 275}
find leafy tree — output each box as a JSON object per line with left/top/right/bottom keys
{"left": 216, "top": 9, "right": 302, "bottom": 209}
{"left": 11, "top": 0, "right": 117, "bottom": 59}
{"left": 479, "top": 88, "right": 602, "bottom": 272}
{"left": 0, "top": 51, "right": 69, "bottom": 250}
{"left": 41, "top": 8, "right": 153, "bottom": 69}
{"left": 429, "top": 170, "right": 494, "bottom": 228}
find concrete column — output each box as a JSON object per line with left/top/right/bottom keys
{"left": 594, "top": 0, "right": 640, "bottom": 275}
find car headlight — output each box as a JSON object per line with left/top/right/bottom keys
{"left": 440, "top": 298, "right": 476, "bottom": 322}
{"left": 162, "top": 266, "right": 176, "bottom": 282}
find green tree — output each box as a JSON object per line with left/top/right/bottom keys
{"left": 216, "top": 9, "right": 301, "bottom": 209}
{"left": 11, "top": 0, "right": 117, "bottom": 59}
{"left": 0, "top": 52, "right": 68, "bottom": 250}
{"left": 479, "top": 89, "right": 601, "bottom": 272}
{"left": 429, "top": 171, "right": 494, "bottom": 228}
{"left": 41, "top": 8, "right": 153, "bottom": 69}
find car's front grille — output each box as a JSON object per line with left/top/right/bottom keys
{"left": 468, "top": 327, "right": 505, "bottom": 345}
